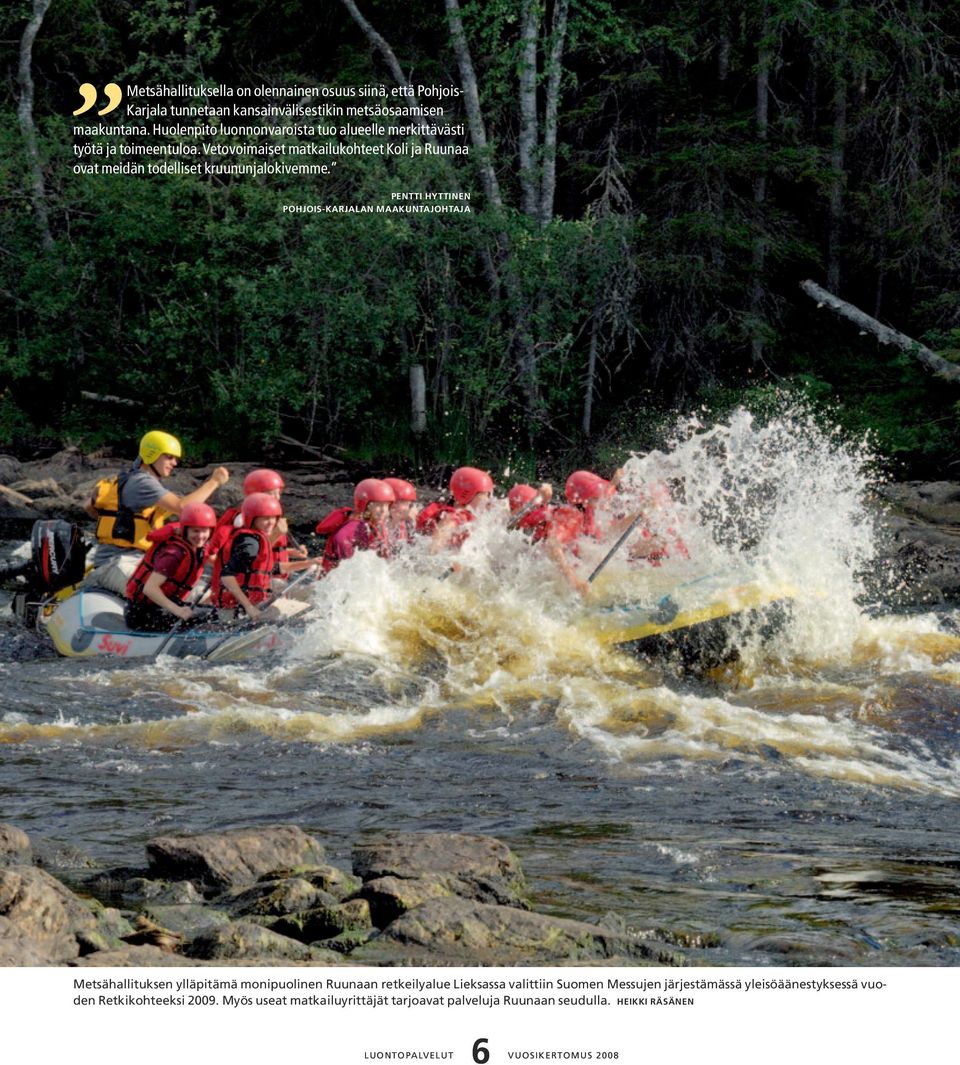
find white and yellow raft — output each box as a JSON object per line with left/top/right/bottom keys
{"left": 583, "top": 565, "right": 797, "bottom": 661}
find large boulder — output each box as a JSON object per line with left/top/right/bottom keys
{"left": 271, "top": 898, "right": 373, "bottom": 943}
{"left": 352, "top": 832, "right": 527, "bottom": 910}
{"left": 879, "top": 481, "right": 960, "bottom": 525}
{"left": 870, "top": 483, "right": 960, "bottom": 605}
{"left": 220, "top": 877, "right": 337, "bottom": 920}
{"left": 0, "top": 484, "right": 41, "bottom": 521}
{"left": 368, "top": 897, "right": 682, "bottom": 965}
{"left": 0, "top": 916, "right": 57, "bottom": 965}
{"left": 0, "top": 866, "right": 97, "bottom": 963}
{"left": 0, "top": 825, "right": 32, "bottom": 868}
{"left": 71, "top": 943, "right": 202, "bottom": 967}
{"left": 146, "top": 825, "right": 326, "bottom": 891}
{"left": 0, "top": 455, "right": 23, "bottom": 485}
{"left": 180, "top": 920, "right": 321, "bottom": 962}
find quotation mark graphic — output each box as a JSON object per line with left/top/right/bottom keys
{"left": 73, "top": 83, "right": 123, "bottom": 117}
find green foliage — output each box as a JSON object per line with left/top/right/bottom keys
{"left": 1, "top": 0, "right": 958, "bottom": 478}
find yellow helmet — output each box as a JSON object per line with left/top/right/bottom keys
{"left": 139, "top": 430, "right": 182, "bottom": 466}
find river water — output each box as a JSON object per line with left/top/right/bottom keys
{"left": 1, "top": 410, "right": 958, "bottom": 967}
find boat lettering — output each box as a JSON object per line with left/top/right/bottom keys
{"left": 97, "top": 633, "right": 131, "bottom": 656}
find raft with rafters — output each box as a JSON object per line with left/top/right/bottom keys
{"left": 43, "top": 588, "right": 298, "bottom": 662}
{"left": 584, "top": 564, "right": 796, "bottom": 665}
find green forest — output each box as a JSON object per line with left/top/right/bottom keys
{"left": 2, "top": 0, "right": 959, "bottom": 477}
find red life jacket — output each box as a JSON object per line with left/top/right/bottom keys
{"left": 324, "top": 516, "right": 392, "bottom": 572}
{"left": 211, "top": 505, "right": 290, "bottom": 575}
{"left": 211, "top": 527, "right": 274, "bottom": 608}
{"left": 515, "top": 504, "right": 552, "bottom": 542}
{"left": 416, "top": 501, "right": 474, "bottom": 548}
{"left": 415, "top": 501, "right": 455, "bottom": 535}
{"left": 314, "top": 506, "right": 353, "bottom": 574}
{"left": 208, "top": 505, "right": 241, "bottom": 557}
{"left": 125, "top": 524, "right": 206, "bottom": 606}
{"left": 546, "top": 504, "right": 602, "bottom": 546}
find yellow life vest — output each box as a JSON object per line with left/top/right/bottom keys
{"left": 92, "top": 470, "right": 167, "bottom": 551}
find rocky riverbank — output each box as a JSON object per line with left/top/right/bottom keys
{"left": 0, "top": 823, "right": 687, "bottom": 967}
{"left": 2, "top": 448, "right": 959, "bottom": 605}
{"left": 0, "top": 448, "right": 357, "bottom": 534}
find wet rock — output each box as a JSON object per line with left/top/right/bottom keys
{"left": 82, "top": 867, "right": 158, "bottom": 903}
{"left": 180, "top": 920, "right": 318, "bottom": 962}
{"left": 358, "top": 874, "right": 455, "bottom": 927}
{"left": 352, "top": 832, "right": 528, "bottom": 910}
{"left": 879, "top": 481, "right": 960, "bottom": 524}
{"left": 363, "top": 897, "right": 681, "bottom": 965}
{"left": 0, "top": 455, "right": 23, "bottom": 485}
{"left": 9, "top": 478, "right": 67, "bottom": 499}
{"left": 0, "top": 866, "right": 97, "bottom": 963}
{"left": 872, "top": 483, "right": 960, "bottom": 604}
{"left": 261, "top": 863, "right": 361, "bottom": 900}
{"left": 121, "top": 877, "right": 204, "bottom": 906}
{"left": 19, "top": 447, "right": 94, "bottom": 479}
{"left": 30, "top": 497, "right": 91, "bottom": 523}
{"left": 313, "top": 927, "right": 376, "bottom": 955}
{"left": 146, "top": 825, "right": 326, "bottom": 891}
{"left": 33, "top": 839, "right": 98, "bottom": 871}
{"left": 272, "top": 898, "right": 373, "bottom": 943}
{"left": 0, "top": 916, "right": 57, "bottom": 965}
{"left": 221, "top": 877, "right": 336, "bottom": 919}
{"left": 0, "top": 824, "right": 32, "bottom": 867}
{"left": 0, "top": 484, "right": 41, "bottom": 521}
{"left": 359, "top": 873, "right": 491, "bottom": 927}
{"left": 71, "top": 943, "right": 201, "bottom": 967}
{"left": 120, "top": 914, "right": 184, "bottom": 952}
{"left": 0, "top": 630, "right": 58, "bottom": 662}
{"left": 76, "top": 906, "right": 136, "bottom": 956}
{"left": 140, "top": 904, "right": 231, "bottom": 939}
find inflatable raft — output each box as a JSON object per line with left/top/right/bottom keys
{"left": 43, "top": 587, "right": 300, "bottom": 662}
{"left": 584, "top": 565, "right": 796, "bottom": 665}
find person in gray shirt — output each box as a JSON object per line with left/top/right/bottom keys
{"left": 84, "top": 429, "right": 230, "bottom": 595}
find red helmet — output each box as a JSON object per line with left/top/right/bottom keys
{"left": 507, "top": 483, "right": 538, "bottom": 513}
{"left": 565, "top": 470, "right": 614, "bottom": 505}
{"left": 384, "top": 477, "right": 417, "bottom": 502}
{"left": 354, "top": 478, "right": 395, "bottom": 511}
{"left": 179, "top": 502, "right": 217, "bottom": 529}
{"left": 450, "top": 466, "right": 494, "bottom": 506}
{"left": 242, "top": 492, "right": 283, "bottom": 525}
{"left": 243, "top": 468, "right": 285, "bottom": 495}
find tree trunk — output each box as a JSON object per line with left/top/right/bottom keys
{"left": 338, "top": 0, "right": 444, "bottom": 148}
{"left": 17, "top": 0, "right": 53, "bottom": 250}
{"left": 518, "top": 0, "right": 540, "bottom": 219}
{"left": 409, "top": 365, "right": 427, "bottom": 436}
{"left": 800, "top": 280, "right": 960, "bottom": 384}
{"left": 443, "top": 0, "right": 504, "bottom": 209}
{"left": 538, "top": 0, "right": 569, "bottom": 226}
{"left": 749, "top": 6, "right": 772, "bottom": 364}
{"left": 582, "top": 310, "right": 600, "bottom": 438}
{"left": 827, "top": 79, "right": 847, "bottom": 292}
{"left": 826, "top": 0, "right": 849, "bottom": 293}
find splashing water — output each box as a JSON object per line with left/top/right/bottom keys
{"left": 7, "top": 403, "right": 954, "bottom": 798}
{"left": 2, "top": 405, "right": 959, "bottom": 966}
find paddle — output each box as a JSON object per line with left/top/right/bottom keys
{"left": 256, "top": 563, "right": 319, "bottom": 611}
{"left": 586, "top": 512, "right": 645, "bottom": 584}
{"left": 506, "top": 492, "right": 543, "bottom": 531}
{"left": 506, "top": 483, "right": 553, "bottom": 531}
{"left": 201, "top": 565, "right": 319, "bottom": 661}
{"left": 151, "top": 578, "right": 212, "bottom": 659}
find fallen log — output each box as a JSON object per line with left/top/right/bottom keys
{"left": 800, "top": 279, "right": 960, "bottom": 384}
